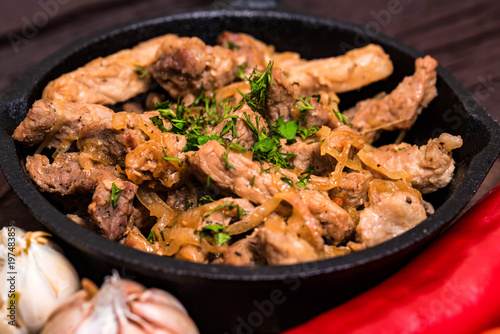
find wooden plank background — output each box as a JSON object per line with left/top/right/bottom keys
{"left": 0, "top": 0, "right": 499, "bottom": 229}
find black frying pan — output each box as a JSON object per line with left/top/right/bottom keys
{"left": 1, "top": 1, "right": 499, "bottom": 333}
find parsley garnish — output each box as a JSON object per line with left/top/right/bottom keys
{"left": 296, "top": 165, "right": 314, "bottom": 189}
{"left": 203, "top": 201, "right": 247, "bottom": 219}
{"left": 162, "top": 149, "right": 183, "bottom": 167}
{"left": 199, "top": 195, "right": 215, "bottom": 205}
{"left": 110, "top": 183, "right": 122, "bottom": 208}
{"left": 297, "top": 125, "right": 319, "bottom": 140}
{"left": 225, "top": 40, "right": 241, "bottom": 50}
{"left": 149, "top": 116, "right": 168, "bottom": 132}
{"left": 195, "top": 224, "right": 231, "bottom": 245}
{"left": 250, "top": 175, "right": 256, "bottom": 187}
{"left": 134, "top": 64, "right": 148, "bottom": 79}
{"left": 280, "top": 176, "right": 294, "bottom": 188}
{"left": 147, "top": 230, "right": 158, "bottom": 244}
{"left": 236, "top": 62, "right": 248, "bottom": 81}
{"left": 333, "top": 110, "right": 352, "bottom": 126}
{"left": 295, "top": 97, "right": 315, "bottom": 124}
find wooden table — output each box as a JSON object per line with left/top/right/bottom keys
{"left": 0, "top": 0, "right": 499, "bottom": 231}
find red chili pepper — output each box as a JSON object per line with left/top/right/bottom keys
{"left": 285, "top": 185, "right": 500, "bottom": 334}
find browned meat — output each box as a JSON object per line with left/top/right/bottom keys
{"left": 150, "top": 37, "right": 238, "bottom": 99}
{"left": 276, "top": 44, "right": 394, "bottom": 94}
{"left": 263, "top": 67, "right": 340, "bottom": 129}
{"left": 331, "top": 172, "right": 374, "bottom": 208}
{"left": 13, "top": 99, "right": 114, "bottom": 148}
{"left": 188, "top": 140, "right": 354, "bottom": 243}
{"left": 166, "top": 186, "right": 191, "bottom": 211}
{"left": 124, "top": 132, "right": 187, "bottom": 187}
{"left": 217, "top": 31, "right": 274, "bottom": 75}
{"left": 281, "top": 138, "right": 334, "bottom": 175}
{"left": 345, "top": 56, "right": 438, "bottom": 143}
{"left": 223, "top": 237, "right": 264, "bottom": 266}
{"left": 362, "top": 133, "right": 463, "bottom": 194}
{"left": 211, "top": 104, "right": 265, "bottom": 150}
{"left": 88, "top": 179, "right": 138, "bottom": 240}
{"left": 78, "top": 117, "right": 147, "bottom": 166}
{"left": 257, "top": 227, "right": 318, "bottom": 265}
{"left": 26, "top": 153, "right": 119, "bottom": 195}
{"left": 355, "top": 190, "right": 429, "bottom": 247}
{"left": 42, "top": 35, "right": 173, "bottom": 105}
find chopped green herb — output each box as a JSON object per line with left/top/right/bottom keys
{"left": 273, "top": 118, "right": 298, "bottom": 140}
{"left": 280, "top": 176, "right": 294, "bottom": 188}
{"left": 333, "top": 109, "right": 352, "bottom": 126}
{"left": 237, "top": 61, "right": 274, "bottom": 112}
{"left": 292, "top": 82, "right": 299, "bottom": 86}
{"left": 222, "top": 146, "right": 235, "bottom": 170}
{"left": 147, "top": 230, "right": 158, "bottom": 244}
{"left": 196, "top": 224, "right": 232, "bottom": 245}
{"left": 225, "top": 40, "right": 241, "bottom": 50}
{"left": 162, "top": 150, "right": 183, "bottom": 167}
{"left": 250, "top": 175, "right": 256, "bottom": 187}
{"left": 150, "top": 116, "right": 168, "bottom": 132}
{"left": 185, "top": 201, "right": 194, "bottom": 210}
{"left": 296, "top": 165, "right": 314, "bottom": 189}
{"left": 297, "top": 125, "right": 319, "bottom": 140}
{"left": 236, "top": 62, "right": 248, "bottom": 81}
{"left": 134, "top": 64, "right": 148, "bottom": 79}
{"left": 110, "top": 183, "right": 122, "bottom": 208}
{"left": 397, "top": 147, "right": 406, "bottom": 151}
{"left": 312, "top": 94, "right": 321, "bottom": 103}
{"left": 206, "top": 175, "right": 212, "bottom": 187}
{"left": 203, "top": 201, "right": 247, "bottom": 219}
{"left": 199, "top": 195, "right": 215, "bottom": 205}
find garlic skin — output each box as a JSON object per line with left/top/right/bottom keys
{"left": 42, "top": 271, "right": 200, "bottom": 334}
{"left": 0, "top": 227, "right": 80, "bottom": 333}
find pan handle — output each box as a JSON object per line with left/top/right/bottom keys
{"left": 210, "top": 0, "right": 283, "bottom": 10}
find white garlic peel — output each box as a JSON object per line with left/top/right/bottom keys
{"left": 42, "top": 271, "right": 200, "bottom": 334}
{"left": 0, "top": 227, "right": 80, "bottom": 333}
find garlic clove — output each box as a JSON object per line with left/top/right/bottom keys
{"left": 129, "top": 300, "right": 199, "bottom": 334}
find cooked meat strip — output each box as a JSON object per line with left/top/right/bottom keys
{"left": 13, "top": 99, "right": 114, "bottom": 148}
{"left": 223, "top": 237, "right": 264, "bottom": 266}
{"left": 263, "top": 67, "right": 340, "bottom": 129}
{"left": 150, "top": 36, "right": 238, "bottom": 99}
{"left": 355, "top": 190, "right": 429, "bottom": 247}
{"left": 211, "top": 104, "right": 266, "bottom": 150}
{"left": 276, "top": 44, "right": 394, "bottom": 94}
{"left": 217, "top": 31, "right": 275, "bottom": 75}
{"left": 124, "top": 132, "right": 187, "bottom": 187}
{"left": 188, "top": 140, "right": 354, "bottom": 243}
{"left": 165, "top": 186, "right": 191, "bottom": 211}
{"left": 281, "top": 138, "right": 335, "bottom": 175}
{"left": 77, "top": 111, "right": 163, "bottom": 166}
{"left": 363, "top": 133, "right": 462, "bottom": 194}
{"left": 345, "top": 56, "right": 438, "bottom": 143}
{"left": 257, "top": 227, "right": 318, "bottom": 265}
{"left": 88, "top": 179, "right": 138, "bottom": 241}
{"left": 26, "top": 153, "right": 120, "bottom": 195}
{"left": 42, "top": 34, "right": 174, "bottom": 105}
{"left": 330, "top": 172, "right": 374, "bottom": 208}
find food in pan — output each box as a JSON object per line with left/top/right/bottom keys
{"left": 13, "top": 32, "right": 462, "bottom": 265}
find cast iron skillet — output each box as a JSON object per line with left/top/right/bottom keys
{"left": 1, "top": 0, "right": 499, "bottom": 332}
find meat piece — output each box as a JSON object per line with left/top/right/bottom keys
{"left": 88, "top": 179, "right": 138, "bottom": 240}
{"left": 150, "top": 37, "right": 238, "bottom": 99}
{"left": 276, "top": 44, "right": 393, "bottom": 94}
{"left": 211, "top": 104, "right": 265, "bottom": 150}
{"left": 281, "top": 138, "right": 334, "bottom": 175}
{"left": 124, "top": 132, "right": 187, "bottom": 187}
{"left": 188, "top": 140, "right": 354, "bottom": 243}
{"left": 26, "top": 153, "right": 119, "bottom": 195}
{"left": 356, "top": 190, "right": 428, "bottom": 247}
{"left": 217, "top": 31, "right": 275, "bottom": 75}
{"left": 13, "top": 99, "right": 114, "bottom": 148}
{"left": 166, "top": 186, "right": 191, "bottom": 211}
{"left": 345, "top": 56, "right": 438, "bottom": 143}
{"left": 77, "top": 112, "right": 152, "bottom": 166}
{"left": 263, "top": 67, "right": 340, "bottom": 129}
{"left": 223, "top": 237, "right": 264, "bottom": 266}
{"left": 42, "top": 34, "right": 174, "bottom": 105}
{"left": 330, "top": 172, "right": 374, "bottom": 208}
{"left": 257, "top": 227, "right": 318, "bottom": 265}
{"left": 362, "top": 133, "right": 462, "bottom": 194}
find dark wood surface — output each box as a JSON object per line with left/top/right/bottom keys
{"left": 0, "top": 1, "right": 499, "bottom": 229}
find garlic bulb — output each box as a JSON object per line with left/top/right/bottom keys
{"left": 0, "top": 226, "right": 80, "bottom": 333}
{"left": 42, "top": 271, "right": 199, "bottom": 334}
